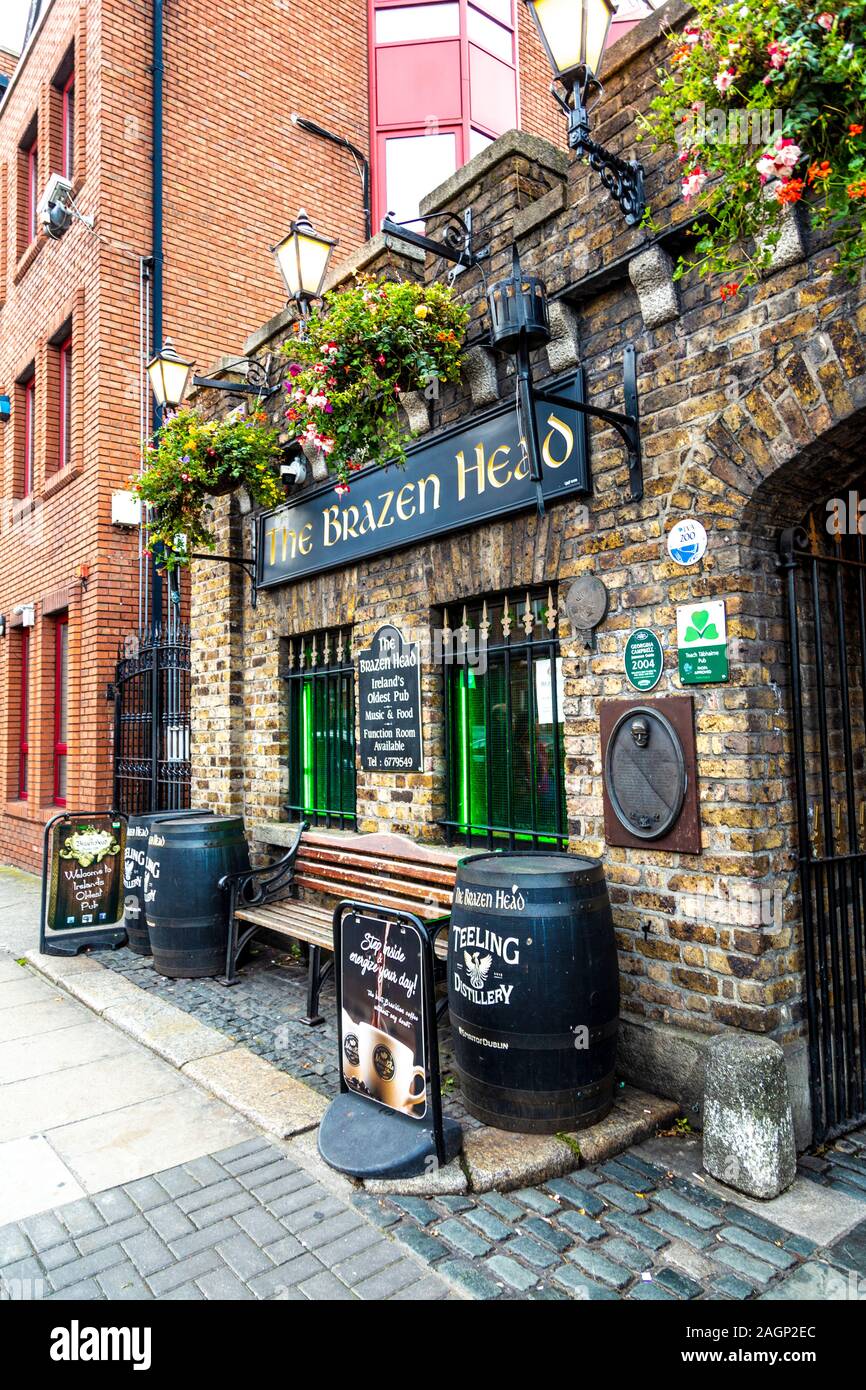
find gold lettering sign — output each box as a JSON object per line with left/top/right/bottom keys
{"left": 259, "top": 371, "right": 589, "bottom": 587}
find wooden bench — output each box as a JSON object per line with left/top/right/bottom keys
{"left": 219, "top": 825, "right": 458, "bottom": 1023}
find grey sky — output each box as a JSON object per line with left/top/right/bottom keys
{"left": 0, "top": 0, "right": 31, "bottom": 56}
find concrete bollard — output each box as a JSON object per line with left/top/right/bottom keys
{"left": 703, "top": 1032, "right": 796, "bottom": 1200}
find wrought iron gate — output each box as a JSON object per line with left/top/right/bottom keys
{"left": 781, "top": 522, "right": 866, "bottom": 1142}
{"left": 111, "top": 626, "right": 191, "bottom": 815}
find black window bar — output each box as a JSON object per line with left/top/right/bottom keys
{"left": 439, "top": 587, "right": 567, "bottom": 850}
{"left": 284, "top": 626, "right": 357, "bottom": 829}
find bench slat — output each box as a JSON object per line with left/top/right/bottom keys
{"left": 295, "top": 843, "right": 457, "bottom": 891}
{"left": 293, "top": 872, "right": 449, "bottom": 920}
{"left": 236, "top": 901, "right": 448, "bottom": 959}
{"left": 294, "top": 859, "right": 451, "bottom": 908}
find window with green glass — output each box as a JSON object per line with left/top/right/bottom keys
{"left": 285, "top": 627, "right": 356, "bottom": 827}
{"left": 441, "top": 588, "right": 567, "bottom": 848}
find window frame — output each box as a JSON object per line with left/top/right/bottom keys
{"left": 61, "top": 70, "right": 75, "bottom": 181}
{"left": 440, "top": 588, "right": 567, "bottom": 849}
{"left": 53, "top": 613, "right": 69, "bottom": 807}
{"left": 58, "top": 334, "right": 72, "bottom": 469}
{"left": 23, "top": 375, "right": 36, "bottom": 496}
{"left": 284, "top": 628, "right": 357, "bottom": 829}
{"left": 26, "top": 135, "right": 38, "bottom": 244}
{"left": 18, "top": 628, "right": 30, "bottom": 801}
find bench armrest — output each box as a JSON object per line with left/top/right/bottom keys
{"left": 219, "top": 821, "right": 309, "bottom": 907}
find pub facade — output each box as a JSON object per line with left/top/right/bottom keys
{"left": 189, "top": 4, "right": 866, "bottom": 1147}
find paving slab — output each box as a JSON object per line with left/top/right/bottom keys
{"left": 39, "top": 958, "right": 146, "bottom": 1015}
{"left": 46, "top": 1087, "right": 257, "bottom": 1192}
{"left": 0, "top": 995, "right": 85, "bottom": 1043}
{"left": 182, "top": 1048, "right": 327, "bottom": 1138}
{"left": 0, "top": 976, "right": 57, "bottom": 1010}
{"left": 0, "top": 1018, "right": 136, "bottom": 1085}
{"left": 1, "top": 1049, "right": 188, "bottom": 1142}
{"left": 758, "top": 1260, "right": 866, "bottom": 1300}
{"left": 0, "top": 1134, "right": 85, "bottom": 1224}
{"left": 637, "top": 1134, "right": 866, "bottom": 1245}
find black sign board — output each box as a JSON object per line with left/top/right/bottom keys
{"left": 339, "top": 911, "right": 427, "bottom": 1119}
{"left": 39, "top": 811, "right": 128, "bottom": 956}
{"left": 357, "top": 624, "right": 423, "bottom": 773}
{"left": 258, "top": 368, "right": 588, "bottom": 588}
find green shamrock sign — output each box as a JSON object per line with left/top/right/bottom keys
{"left": 677, "top": 600, "right": 728, "bottom": 685}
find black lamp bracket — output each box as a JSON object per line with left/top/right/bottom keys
{"left": 533, "top": 343, "right": 642, "bottom": 501}
{"left": 180, "top": 552, "right": 258, "bottom": 608}
{"left": 192, "top": 353, "right": 280, "bottom": 400}
{"left": 553, "top": 80, "right": 646, "bottom": 228}
{"left": 381, "top": 210, "right": 489, "bottom": 276}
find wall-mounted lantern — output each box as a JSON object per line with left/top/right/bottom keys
{"left": 272, "top": 209, "right": 337, "bottom": 315}
{"left": 146, "top": 339, "right": 195, "bottom": 412}
{"left": 525, "top": 0, "right": 646, "bottom": 226}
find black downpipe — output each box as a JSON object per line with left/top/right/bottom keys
{"left": 150, "top": 0, "right": 165, "bottom": 638}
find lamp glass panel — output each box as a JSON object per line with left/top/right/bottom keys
{"left": 529, "top": 0, "right": 586, "bottom": 78}
{"left": 274, "top": 233, "right": 301, "bottom": 298}
{"left": 584, "top": 0, "right": 612, "bottom": 74}
{"left": 159, "top": 356, "right": 193, "bottom": 407}
{"left": 295, "top": 230, "right": 333, "bottom": 298}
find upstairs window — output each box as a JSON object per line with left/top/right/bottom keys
{"left": 440, "top": 587, "right": 567, "bottom": 848}
{"left": 285, "top": 628, "right": 356, "bottom": 828}
{"left": 61, "top": 71, "right": 75, "bottom": 180}
{"left": 26, "top": 135, "right": 38, "bottom": 243}
{"left": 58, "top": 335, "right": 72, "bottom": 468}
{"left": 23, "top": 376, "right": 36, "bottom": 495}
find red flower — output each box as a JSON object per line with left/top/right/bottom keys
{"left": 720, "top": 283, "right": 740, "bottom": 301}
{"left": 776, "top": 178, "right": 804, "bottom": 204}
{"left": 850, "top": 123, "right": 864, "bottom": 137}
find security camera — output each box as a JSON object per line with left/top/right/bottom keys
{"left": 281, "top": 454, "right": 307, "bottom": 486}
{"left": 37, "top": 173, "right": 94, "bottom": 241}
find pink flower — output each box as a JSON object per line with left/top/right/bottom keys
{"left": 377, "top": 354, "right": 386, "bottom": 366}
{"left": 714, "top": 68, "right": 736, "bottom": 94}
{"left": 681, "top": 167, "right": 708, "bottom": 200}
{"left": 756, "top": 136, "right": 802, "bottom": 183}
{"left": 817, "top": 12, "right": 835, "bottom": 29}
{"left": 682, "top": 26, "right": 702, "bottom": 44}
{"left": 767, "top": 41, "right": 790, "bottom": 69}
{"left": 334, "top": 483, "right": 350, "bottom": 496}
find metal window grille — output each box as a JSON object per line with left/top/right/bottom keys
{"left": 284, "top": 626, "right": 357, "bottom": 828}
{"left": 439, "top": 586, "right": 567, "bottom": 849}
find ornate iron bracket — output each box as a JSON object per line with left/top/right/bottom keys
{"left": 184, "top": 552, "right": 258, "bottom": 608}
{"left": 534, "top": 344, "right": 642, "bottom": 501}
{"left": 381, "top": 210, "right": 489, "bottom": 277}
{"left": 553, "top": 82, "right": 646, "bottom": 228}
{"left": 192, "top": 353, "right": 281, "bottom": 399}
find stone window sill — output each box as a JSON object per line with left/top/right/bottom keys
{"left": 14, "top": 236, "right": 44, "bottom": 285}
{"left": 43, "top": 462, "right": 83, "bottom": 499}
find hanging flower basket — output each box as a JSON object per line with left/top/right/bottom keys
{"left": 640, "top": 0, "right": 866, "bottom": 294}
{"left": 282, "top": 275, "right": 469, "bottom": 491}
{"left": 135, "top": 407, "right": 283, "bottom": 568}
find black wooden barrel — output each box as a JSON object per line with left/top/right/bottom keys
{"left": 146, "top": 816, "right": 250, "bottom": 978}
{"left": 447, "top": 851, "right": 619, "bottom": 1134}
{"left": 123, "top": 810, "right": 212, "bottom": 955}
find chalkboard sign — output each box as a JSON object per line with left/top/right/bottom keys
{"left": 340, "top": 911, "right": 427, "bottom": 1119}
{"left": 40, "top": 811, "right": 128, "bottom": 956}
{"left": 357, "top": 624, "right": 423, "bottom": 773}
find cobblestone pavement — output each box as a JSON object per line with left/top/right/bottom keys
{"left": 356, "top": 1134, "right": 866, "bottom": 1301}
{"left": 0, "top": 1138, "right": 454, "bottom": 1302}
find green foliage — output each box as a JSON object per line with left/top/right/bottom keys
{"left": 136, "top": 407, "right": 284, "bottom": 568}
{"left": 639, "top": 0, "right": 866, "bottom": 292}
{"left": 282, "top": 275, "right": 469, "bottom": 488}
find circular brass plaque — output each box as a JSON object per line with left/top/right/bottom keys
{"left": 604, "top": 705, "right": 687, "bottom": 840}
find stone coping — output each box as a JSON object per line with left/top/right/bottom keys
{"left": 24, "top": 947, "right": 679, "bottom": 1196}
